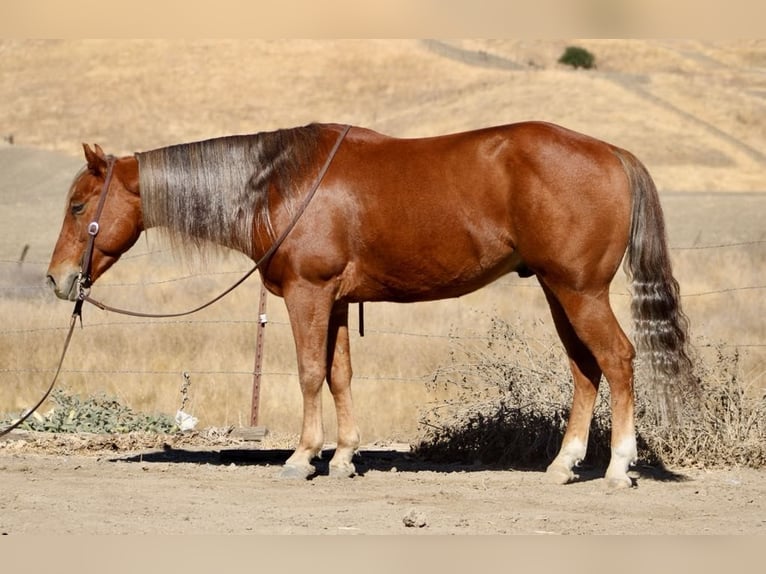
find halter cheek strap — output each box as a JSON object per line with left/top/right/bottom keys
{"left": 74, "top": 155, "right": 116, "bottom": 316}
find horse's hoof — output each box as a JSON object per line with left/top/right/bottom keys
{"left": 328, "top": 461, "right": 357, "bottom": 478}
{"left": 545, "top": 465, "right": 574, "bottom": 485}
{"left": 280, "top": 463, "right": 315, "bottom": 480}
{"left": 605, "top": 475, "right": 634, "bottom": 489}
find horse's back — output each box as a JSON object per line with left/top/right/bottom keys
{"left": 340, "top": 121, "right": 630, "bottom": 214}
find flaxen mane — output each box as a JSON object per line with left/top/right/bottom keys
{"left": 136, "top": 124, "right": 323, "bottom": 258}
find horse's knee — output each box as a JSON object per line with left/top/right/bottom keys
{"left": 298, "top": 364, "right": 326, "bottom": 394}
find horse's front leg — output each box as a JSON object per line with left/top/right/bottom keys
{"left": 326, "top": 302, "right": 360, "bottom": 478}
{"left": 280, "top": 285, "right": 334, "bottom": 479}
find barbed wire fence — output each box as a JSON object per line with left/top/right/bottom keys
{"left": 1, "top": 238, "right": 764, "bottom": 429}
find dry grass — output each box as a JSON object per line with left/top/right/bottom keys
{"left": 415, "top": 318, "right": 766, "bottom": 470}
{"left": 638, "top": 345, "right": 766, "bottom": 468}
{"left": 417, "top": 317, "right": 576, "bottom": 467}
{"left": 1, "top": 40, "right": 763, "bottom": 191}
{"left": 1, "top": 236, "right": 764, "bottom": 445}
{"left": 1, "top": 40, "right": 764, "bottom": 446}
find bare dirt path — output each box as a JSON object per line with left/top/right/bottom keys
{"left": 1, "top": 435, "right": 764, "bottom": 535}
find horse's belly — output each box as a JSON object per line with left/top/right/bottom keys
{"left": 348, "top": 247, "right": 523, "bottom": 303}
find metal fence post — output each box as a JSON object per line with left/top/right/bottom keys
{"left": 250, "top": 282, "right": 268, "bottom": 426}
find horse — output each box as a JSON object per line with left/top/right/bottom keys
{"left": 46, "top": 121, "right": 695, "bottom": 487}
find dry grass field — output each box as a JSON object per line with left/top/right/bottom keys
{"left": 1, "top": 39, "right": 764, "bottom": 442}
{"left": 1, "top": 39, "right": 765, "bottom": 536}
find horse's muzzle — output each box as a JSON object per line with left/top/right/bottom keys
{"left": 46, "top": 271, "right": 79, "bottom": 301}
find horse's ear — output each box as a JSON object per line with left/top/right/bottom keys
{"left": 82, "top": 143, "right": 108, "bottom": 175}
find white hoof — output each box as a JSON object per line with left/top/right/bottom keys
{"left": 546, "top": 463, "right": 575, "bottom": 485}
{"left": 605, "top": 473, "right": 634, "bottom": 489}
{"left": 547, "top": 438, "right": 585, "bottom": 485}
{"left": 280, "top": 463, "right": 315, "bottom": 480}
{"left": 328, "top": 461, "right": 357, "bottom": 478}
{"left": 605, "top": 436, "right": 637, "bottom": 489}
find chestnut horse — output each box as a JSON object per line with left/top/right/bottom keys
{"left": 47, "top": 122, "right": 694, "bottom": 487}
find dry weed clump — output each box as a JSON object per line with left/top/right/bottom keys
{"left": 415, "top": 317, "right": 765, "bottom": 470}
{"left": 636, "top": 346, "right": 766, "bottom": 468}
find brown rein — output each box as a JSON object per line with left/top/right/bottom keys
{"left": 0, "top": 125, "right": 350, "bottom": 437}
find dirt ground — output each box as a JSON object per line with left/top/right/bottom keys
{"left": 0, "top": 431, "right": 763, "bottom": 535}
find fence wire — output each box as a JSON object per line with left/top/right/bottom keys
{"left": 2, "top": 238, "right": 764, "bottom": 386}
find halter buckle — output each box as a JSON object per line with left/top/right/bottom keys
{"left": 75, "top": 271, "right": 91, "bottom": 298}
{"left": 87, "top": 221, "right": 100, "bottom": 236}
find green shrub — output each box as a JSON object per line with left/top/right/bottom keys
{"left": 2, "top": 389, "right": 178, "bottom": 434}
{"left": 558, "top": 46, "right": 596, "bottom": 70}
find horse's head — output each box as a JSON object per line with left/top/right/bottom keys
{"left": 46, "top": 144, "right": 142, "bottom": 300}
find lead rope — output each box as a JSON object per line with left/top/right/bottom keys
{"left": 0, "top": 151, "right": 117, "bottom": 437}
{"left": 0, "top": 125, "right": 351, "bottom": 437}
{"left": 0, "top": 308, "right": 80, "bottom": 437}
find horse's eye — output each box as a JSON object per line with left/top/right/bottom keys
{"left": 70, "top": 202, "right": 86, "bottom": 216}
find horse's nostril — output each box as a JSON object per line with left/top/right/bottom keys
{"left": 46, "top": 275, "right": 56, "bottom": 289}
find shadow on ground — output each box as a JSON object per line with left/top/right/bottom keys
{"left": 113, "top": 445, "right": 689, "bottom": 483}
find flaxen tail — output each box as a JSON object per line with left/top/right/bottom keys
{"left": 615, "top": 149, "right": 696, "bottom": 423}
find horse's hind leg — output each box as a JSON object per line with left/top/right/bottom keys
{"left": 540, "top": 283, "right": 602, "bottom": 484}
{"left": 542, "top": 281, "right": 637, "bottom": 488}
{"left": 325, "top": 302, "right": 361, "bottom": 478}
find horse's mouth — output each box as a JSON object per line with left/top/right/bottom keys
{"left": 46, "top": 272, "right": 79, "bottom": 301}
